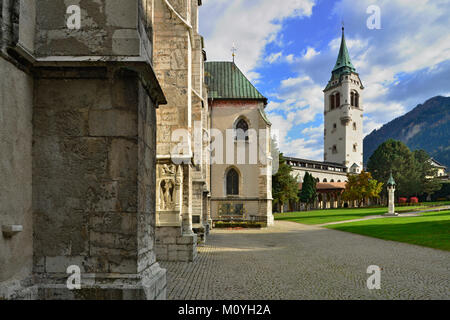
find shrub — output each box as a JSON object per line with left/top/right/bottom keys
{"left": 399, "top": 197, "right": 408, "bottom": 203}
{"left": 214, "top": 221, "right": 267, "bottom": 229}
{"left": 410, "top": 197, "right": 419, "bottom": 203}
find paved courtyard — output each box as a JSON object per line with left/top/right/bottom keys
{"left": 160, "top": 221, "right": 450, "bottom": 300}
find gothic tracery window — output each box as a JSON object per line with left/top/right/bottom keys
{"left": 226, "top": 168, "right": 239, "bottom": 195}
{"left": 235, "top": 118, "right": 249, "bottom": 141}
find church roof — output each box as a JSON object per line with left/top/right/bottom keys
{"left": 332, "top": 27, "right": 356, "bottom": 76}
{"left": 324, "top": 27, "right": 360, "bottom": 91}
{"left": 205, "top": 61, "right": 267, "bottom": 104}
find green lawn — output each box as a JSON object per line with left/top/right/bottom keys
{"left": 274, "top": 206, "right": 426, "bottom": 225}
{"left": 326, "top": 210, "right": 450, "bottom": 251}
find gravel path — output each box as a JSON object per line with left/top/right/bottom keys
{"left": 161, "top": 221, "right": 450, "bottom": 300}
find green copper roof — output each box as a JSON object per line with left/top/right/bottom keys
{"left": 332, "top": 27, "right": 356, "bottom": 75}
{"left": 387, "top": 172, "right": 396, "bottom": 186}
{"left": 205, "top": 61, "right": 267, "bottom": 103}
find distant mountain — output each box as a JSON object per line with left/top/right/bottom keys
{"left": 364, "top": 96, "right": 450, "bottom": 167}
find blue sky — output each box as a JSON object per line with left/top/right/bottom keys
{"left": 200, "top": 0, "right": 450, "bottom": 160}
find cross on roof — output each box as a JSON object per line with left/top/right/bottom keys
{"left": 231, "top": 43, "right": 237, "bottom": 63}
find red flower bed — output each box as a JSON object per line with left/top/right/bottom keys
{"left": 399, "top": 197, "right": 408, "bottom": 203}
{"left": 410, "top": 197, "right": 419, "bottom": 204}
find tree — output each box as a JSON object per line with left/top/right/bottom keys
{"left": 367, "top": 139, "right": 442, "bottom": 200}
{"left": 412, "top": 149, "right": 442, "bottom": 198}
{"left": 272, "top": 153, "right": 299, "bottom": 213}
{"left": 367, "top": 139, "right": 419, "bottom": 199}
{"left": 299, "top": 172, "right": 317, "bottom": 210}
{"left": 342, "top": 171, "right": 383, "bottom": 207}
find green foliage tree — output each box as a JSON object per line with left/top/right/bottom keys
{"left": 272, "top": 153, "right": 299, "bottom": 213}
{"left": 299, "top": 172, "right": 317, "bottom": 210}
{"left": 412, "top": 149, "right": 442, "bottom": 198}
{"left": 342, "top": 171, "right": 383, "bottom": 207}
{"left": 367, "top": 139, "right": 419, "bottom": 198}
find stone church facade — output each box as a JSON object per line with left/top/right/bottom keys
{"left": 205, "top": 62, "right": 274, "bottom": 226}
{"left": 153, "top": 0, "right": 211, "bottom": 262}
{"left": 0, "top": 0, "right": 169, "bottom": 300}
{"left": 1, "top": 0, "right": 272, "bottom": 300}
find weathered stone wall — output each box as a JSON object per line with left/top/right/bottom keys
{"left": 32, "top": 67, "right": 165, "bottom": 299}
{"left": 0, "top": 56, "right": 35, "bottom": 299}
{"left": 153, "top": 0, "right": 211, "bottom": 261}
{"left": 35, "top": 0, "right": 140, "bottom": 57}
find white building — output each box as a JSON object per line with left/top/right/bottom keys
{"left": 323, "top": 27, "right": 364, "bottom": 173}
{"left": 289, "top": 27, "right": 364, "bottom": 183}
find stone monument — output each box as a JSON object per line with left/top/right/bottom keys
{"left": 385, "top": 172, "right": 398, "bottom": 216}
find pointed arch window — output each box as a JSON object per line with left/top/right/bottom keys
{"left": 226, "top": 168, "right": 239, "bottom": 195}
{"left": 235, "top": 118, "right": 249, "bottom": 141}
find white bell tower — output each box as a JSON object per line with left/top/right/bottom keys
{"left": 323, "top": 27, "right": 364, "bottom": 173}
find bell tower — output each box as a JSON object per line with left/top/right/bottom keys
{"left": 323, "top": 27, "right": 364, "bottom": 173}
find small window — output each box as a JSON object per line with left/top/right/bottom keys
{"left": 353, "top": 122, "right": 357, "bottom": 131}
{"left": 332, "top": 145, "right": 337, "bottom": 154}
{"left": 226, "top": 168, "right": 239, "bottom": 195}
{"left": 323, "top": 179, "right": 328, "bottom": 182}
{"left": 335, "top": 93, "right": 340, "bottom": 108}
{"left": 353, "top": 144, "right": 357, "bottom": 152}
{"left": 330, "top": 179, "right": 335, "bottom": 182}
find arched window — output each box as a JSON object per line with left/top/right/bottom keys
{"left": 355, "top": 92, "right": 360, "bottom": 108}
{"left": 226, "top": 168, "right": 239, "bottom": 195}
{"left": 330, "top": 95, "right": 335, "bottom": 110}
{"left": 335, "top": 92, "right": 340, "bottom": 108}
{"left": 330, "top": 179, "right": 335, "bottom": 182}
{"left": 351, "top": 92, "right": 355, "bottom": 107}
{"left": 323, "top": 178, "right": 328, "bottom": 182}
{"left": 235, "top": 119, "right": 249, "bottom": 140}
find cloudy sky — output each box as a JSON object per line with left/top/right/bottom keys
{"left": 199, "top": 0, "right": 450, "bottom": 160}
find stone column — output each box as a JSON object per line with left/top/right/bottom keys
{"left": 385, "top": 172, "right": 398, "bottom": 216}
{"left": 33, "top": 66, "right": 167, "bottom": 300}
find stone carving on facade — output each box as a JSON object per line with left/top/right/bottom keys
{"left": 158, "top": 164, "right": 183, "bottom": 212}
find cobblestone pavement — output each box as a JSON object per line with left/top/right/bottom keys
{"left": 160, "top": 221, "right": 450, "bottom": 300}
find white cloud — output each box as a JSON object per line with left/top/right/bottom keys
{"left": 200, "top": 0, "right": 316, "bottom": 79}
{"left": 266, "top": 52, "right": 283, "bottom": 64}
{"left": 302, "top": 47, "right": 320, "bottom": 60}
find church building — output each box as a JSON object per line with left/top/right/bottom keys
{"left": 289, "top": 27, "right": 365, "bottom": 210}
{"left": 205, "top": 61, "right": 274, "bottom": 225}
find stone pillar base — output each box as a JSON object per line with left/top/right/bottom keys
{"left": 156, "top": 227, "right": 197, "bottom": 262}
{"left": 34, "top": 265, "right": 166, "bottom": 300}
{"left": 384, "top": 213, "right": 399, "bottom": 216}
{"left": 0, "top": 278, "right": 38, "bottom": 300}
